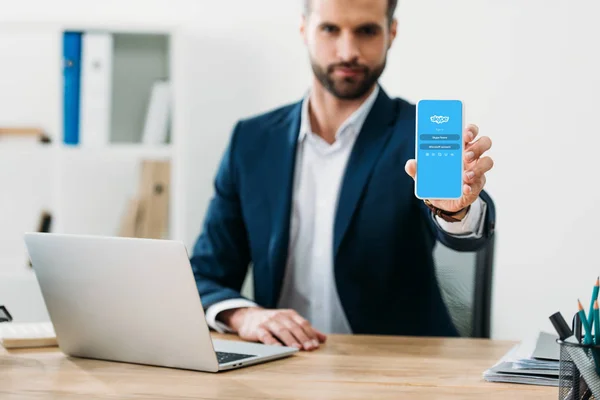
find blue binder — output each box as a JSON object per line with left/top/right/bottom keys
{"left": 63, "top": 31, "right": 82, "bottom": 145}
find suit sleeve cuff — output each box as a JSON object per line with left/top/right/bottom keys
{"left": 205, "top": 298, "right": 259, "bottom": 333}
{"left": 434, "top": 197, "right": 486, "bottom": 238}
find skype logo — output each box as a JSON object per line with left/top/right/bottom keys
{"left": 430, "top": 115, "right": 450, "bottom": 124}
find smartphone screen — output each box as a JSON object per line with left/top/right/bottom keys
{"left": 415, "top": 99, "right": 463, "bottom": 199}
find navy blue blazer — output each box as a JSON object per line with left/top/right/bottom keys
{"left": 190, "top": 86, "right": 496, "bottom": 337}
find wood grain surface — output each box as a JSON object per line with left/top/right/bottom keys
{"left": 0, "top": 333, "right": 556, "bottom": 399}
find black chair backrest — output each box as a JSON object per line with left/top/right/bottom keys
{"left": 433, "top": 233, "right": 496, "bottom": 338}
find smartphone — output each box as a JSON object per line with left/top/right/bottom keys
{"left": 415, "top": 99, "right": 464, "bottom": 199}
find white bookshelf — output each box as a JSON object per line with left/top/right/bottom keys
{"left": 0, "top": 22, "right": 186, "bottom": 283}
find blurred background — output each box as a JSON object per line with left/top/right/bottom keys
{"left": 1, "top": 0, "right": 598, "bottom": 342}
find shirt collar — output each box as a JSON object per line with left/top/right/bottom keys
{"left": 298, "top": 84, "right": 380, "bottom": 143}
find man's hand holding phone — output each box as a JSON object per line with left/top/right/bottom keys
{"left": 405, "top": 123, "right": 494, "bottom": 215}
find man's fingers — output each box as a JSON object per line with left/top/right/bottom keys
{"left": 404, "top": 159, "right": 416, "bottom": 179}
{"left": 478, "top": 174, "right": 487, "bottom": 192}
{"left": 464, "top": 157, "right": 494, "bottom": 183}
{"left": 289, "top": 313, "right": 316, "bottom": 340}
{"left": 256, "top": 327, "right": 282, "bottom": 346}
{"left": 281, "top": 317, "right": 317, "bottom": 351}
{"left": 266, "top": 320, "right": 302, "bottom": 349}
{"left": 471, "top": 175, "right": 486, "bottom": 196}
{"left": 464, "top": 124, "right": 479, "bottom": 144}
{"left": 464, "top": 174, "right": 486, "bottom": 197}
{"left": 290, "top": 313, "right": 326, "bottom": 346}
{"left": 464, "top": 136, "right": 492, "bottom": 162}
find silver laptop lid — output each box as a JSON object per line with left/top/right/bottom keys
{"left": 24, "top": 232, "right": 219, "bottom": 372}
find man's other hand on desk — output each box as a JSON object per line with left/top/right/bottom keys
{"left": 218, "top": 307, "right": 327, "bottom": 351}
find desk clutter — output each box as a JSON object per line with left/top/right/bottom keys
{"left": 483, "top": 331, "right": 560, "bottom": 386}
{"left": 484, "top": 277, "right": 600, "bottom": 397}
{"left": 548, "top": 276, "right": 600, "bottom": 400}
{"left": 485, "top": 277, "right": 600, "bottom": 400}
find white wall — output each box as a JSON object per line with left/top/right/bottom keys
{"left": 1, "top": 0, "right": 598, "bottom": 340}
{"left": 382, "top": 0, "right": 600, "bottom": 341}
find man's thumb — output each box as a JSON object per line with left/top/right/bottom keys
{"left": 405, "top": 159, "right": 416, "bottom": 179}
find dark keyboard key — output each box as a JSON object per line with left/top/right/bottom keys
{"left": 216, "top": 351, "right": 256, "bottom": 364}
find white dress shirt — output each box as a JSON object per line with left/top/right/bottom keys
{"left": 205, "top": 86, "right": 487, "bottom": 334}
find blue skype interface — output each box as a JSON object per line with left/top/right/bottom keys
{"left": 415, "top": 100, "right": 463, "bottom": 199}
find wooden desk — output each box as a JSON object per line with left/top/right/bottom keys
{"left": 0, "top": 333, "right": 555, "bottom": 399}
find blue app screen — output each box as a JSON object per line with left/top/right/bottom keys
{"left": 415, "top": 100, "right": 463, "bottom": 199}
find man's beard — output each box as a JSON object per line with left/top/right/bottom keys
{"left": 310, "top": 57, "right": 386, "bottom": 100}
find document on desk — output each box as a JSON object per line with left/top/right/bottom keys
{"left": 483, "top": 332, "right": 560, "bottom": 386}
{"left": 0, "top": 322, "right": 57, "bottom": 349}
{"left": 531, "top": 331, "right": 561, "bottom": 361}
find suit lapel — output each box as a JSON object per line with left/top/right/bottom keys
{"left": 333, "top": 88, "right": 399, "bottom": 255}
{"left": 266, "top": 103, "right": 302, "bottom": 306}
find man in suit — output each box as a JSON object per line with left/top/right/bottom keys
{"left": 190, "top": 0, "right": 495, "bottom": 351}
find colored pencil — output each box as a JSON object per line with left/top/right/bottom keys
{"left": 595, "top": 300, "right": 600, "bottom": 345}
{"left": 588, "top": 277, "right": 599, "bottom": 328}
{"left": 578, "top": 299, "right": 593, "bottom": 344}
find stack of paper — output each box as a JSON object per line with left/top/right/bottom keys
{"left": 0, "top": 322, "right": 57, "bottom": 349}
{"left": 483, "top": 332, "right": 561, "bottom": 386}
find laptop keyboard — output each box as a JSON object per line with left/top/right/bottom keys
{"left": 216, "top": 351, "right": 256, "bottom": 364}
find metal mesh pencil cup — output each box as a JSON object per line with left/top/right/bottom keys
{"left": 558, "top": 339, "right": 600, "bottom": 400}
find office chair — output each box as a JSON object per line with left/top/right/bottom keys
{"left": 433, "top": 232, "right": 496, "bottom": 338}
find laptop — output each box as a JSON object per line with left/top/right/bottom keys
{"left": 23, "top": 232, "right": 298, "bottom": 372}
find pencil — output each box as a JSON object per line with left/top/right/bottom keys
{"left": 590, "top": 300, "right": 600, "bottom": 376}
{"left": 588, "top": 277, "right": 599, "bottom": 328}
{"left": 595, "top": 300, "right": 600, "bottom": 346}
{"left": 579, "top": 299, "right": 594, "bottom": 344}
